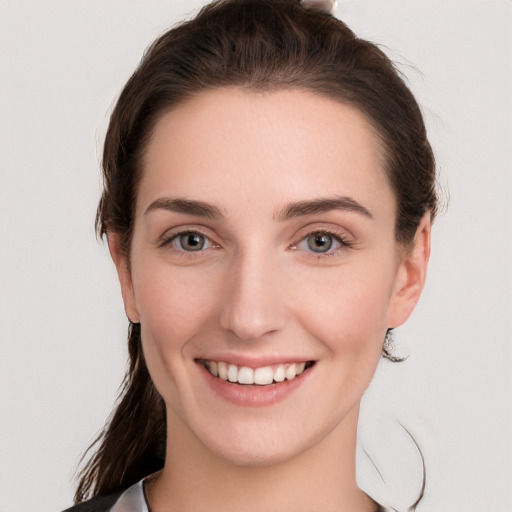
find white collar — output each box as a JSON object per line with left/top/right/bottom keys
{"left": 109, "top": 479, "right": 148, "bottom": 512}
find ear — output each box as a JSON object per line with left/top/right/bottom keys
{"left": 387, "top": 212, "right": 432, "bottom": 328}
{"left": 108, "top": 233, "right": 140, "bottom": 323}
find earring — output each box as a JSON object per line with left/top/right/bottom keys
{"left": 384, "top": 328, "right": 394, "bottom": 352}
{"left": 382, "top": 328, "right": 406, "bottom": 362}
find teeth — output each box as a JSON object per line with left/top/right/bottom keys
{"left": 254, "top": 366, "right": 274, "bottom": 385}
{"left": 207, "top": 360, "right": 218, "bottom": 377}
{"left": 227, "top": 364, "right": 238, "bottom": 383}
{"left": 237, "top": 366, "right": 254, "bottom": 385}
{"left": 217, "top": 361, "right": 228, "bottom": 380}
{"left": 273, "top": 364, "right": 286, "bottom": 382}
{"left": 203, "top": 360, "right": 310, "bottom": 385}
{"left": 285, "top": 363, "right": 297, "bottom": 380}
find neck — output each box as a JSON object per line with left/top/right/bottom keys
{"left": 147, "top": 405, "right": 377, "bottom": 512}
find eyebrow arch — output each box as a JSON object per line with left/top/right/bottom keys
{"left": 275, "top": 196, "right": 373, "bottom": 221}
{"left": 144, "top": 197, "right": 224, "bottom": 219}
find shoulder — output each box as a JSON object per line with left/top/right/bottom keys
{"left": 61, "top": 478, "right": 149, "bottom": 512}
{"left": 60, "top": 490, "right": 124, "bottom": 512}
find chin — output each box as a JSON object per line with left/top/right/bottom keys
{"left": 210, "top": 437, "right": 308, "bottom": 469}
{"left": 192, "top": 412, "right": 332, "bottom": 470}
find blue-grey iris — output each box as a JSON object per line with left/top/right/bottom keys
{"left": 307, "top": 233, "right": 333, "bottom": 253}
{"left": 180, "top": 232, "right": 205, "bottom": 251}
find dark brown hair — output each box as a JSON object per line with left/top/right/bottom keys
{"left": 75, "top": 0, "right": 437, "bottom": 503}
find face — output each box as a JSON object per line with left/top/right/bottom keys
{"left": 112, "top": 88, "right": 430, "bottom": 467}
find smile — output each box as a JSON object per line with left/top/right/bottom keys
{"left": 197, "top": 359, "right": 314, "bottom": 386}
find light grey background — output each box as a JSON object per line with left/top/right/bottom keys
{"left": 0, "top": 1, "right": 510, "bottom": 511}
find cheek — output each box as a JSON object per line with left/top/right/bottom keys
{"left": 290, "top": 259, "right": 396, "bottom": 356}
{"left": 131, "top": 262, "right": 220, "bottom": 391}
{"left": 131, "top": 262, "right": 226, "bottom": 416}
{"left": 133, "top": 262, "right": 217, "bottom": 341}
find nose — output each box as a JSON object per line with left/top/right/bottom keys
{"left": 219, "top": 251, "right": 286, "bottom": 342}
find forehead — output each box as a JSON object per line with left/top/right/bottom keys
{"left": 139, "top": 87, "right": 393, "bottom": 218}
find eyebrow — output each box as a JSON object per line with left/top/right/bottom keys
{"left": 144, "top": 195, "right": 372, "bottom": 221}
{"left": 275, "top": 196, "right": 373, "bottom": 221}
{"left": 144, "top": 197, "right": 224, "bottom": 219}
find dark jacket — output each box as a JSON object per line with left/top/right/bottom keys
{"left": 61, "top": 490, "right": 124, "bottom": 512}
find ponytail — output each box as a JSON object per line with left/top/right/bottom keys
{"left": 74, "top": 323, "right": 166, "bottom": 502}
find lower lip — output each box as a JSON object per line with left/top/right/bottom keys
{"left": 198, "top": 363, "right": 313, "bottom": 407}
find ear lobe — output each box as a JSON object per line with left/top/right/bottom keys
{"left": 387, "top": 212, "right": 432, "bottom": 328}
{"left": 108, "top": 233, "right": 140, "bottom": 324}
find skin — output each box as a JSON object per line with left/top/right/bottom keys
{"left": 110, "top": 88, "right": 431, "bottom": 512}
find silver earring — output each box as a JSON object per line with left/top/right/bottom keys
{"left": 382, "top": 328, "right": 407, "bottom": 362}
{"left": 384, "top": 329, "right": 394, "bottom": 352}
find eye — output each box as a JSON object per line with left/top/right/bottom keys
{"left": 293, "top": 230, "right": 351, "bottom": 255}
{"left": 306, "top": 232, "right": 336, "bottom": 253}
{"left": 170, "top": 231, "right": 212, "bottom": 252}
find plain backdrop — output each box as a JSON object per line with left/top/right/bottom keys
{"left": 0, "top": 1, "right": 511, "bottom": 511}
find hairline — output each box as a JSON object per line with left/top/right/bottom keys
{"left": 120, "top": 84, "right": 400, "bottom": 254}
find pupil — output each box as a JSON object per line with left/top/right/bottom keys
{"left": 308, "top": 233, "right": 332, "bottom": 253}
{"left": 181, "top": 233, "right": 204, "bottom": 251}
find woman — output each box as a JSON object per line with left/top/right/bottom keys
{"left": 64, "top": 0, "right": 437, "bottom": 510}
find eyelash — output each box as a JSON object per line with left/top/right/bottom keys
{"left": 159, "top": 227, "right": 353, "bottom": 258}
